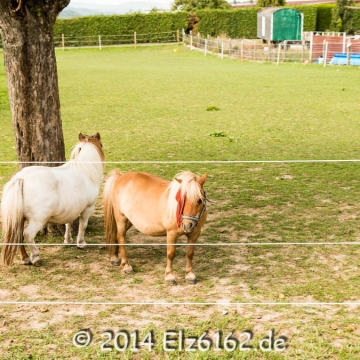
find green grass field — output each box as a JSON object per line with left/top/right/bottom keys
{"left": 1, "top": 45, "right": 360, "bottom": 359}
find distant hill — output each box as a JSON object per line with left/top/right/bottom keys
{"left": 59, "top": 3, "right": 171, "bottom": 18}
{"left": 59, "top": 7, "right": 102, "bottom": 18}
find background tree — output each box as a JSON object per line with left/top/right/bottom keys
{"left": 172, "top": 0, "right": 232, "bottom": 12}
{"left": 256, "top": 0, "right": 286, "bottom": 7}
{"left": 0, "top": 0, "right": 69, "bottom": 169}
{"left": 331, "top": 0, "right": 354, "bottom": 33}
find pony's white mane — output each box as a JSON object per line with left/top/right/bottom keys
{"left": 68, "top": 142, "right": 105, "bottom": 185}
{"left": 166, "top": 171, "right": 205, "bottom": 219}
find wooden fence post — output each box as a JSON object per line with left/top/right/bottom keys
{"left": 309, "top": 32, "right": 313, "bottom": 62}
{"left": 62, "top": 34, "right": 64, "bottom": 51}
{"left": 301, "top": 39, "right": 305, "bottom": 62}
{"left": 98, "top": 35, "right": 102, "bottom": 50}
{"left": 324, "top": 40, "right": 328, "bottom": 68}
{"left": 347, "top": 40, "right": 351, "bottom": 66}
{"left": 134, "top": 31, "right": 137, "bottom": 48}
{"left": 176, "top": 29, "right": 179, "bottom": 44}
{"left": 276, "top": 43, "right": 281, "bottom": 65}
{"left": 241, "top": 40, "right": 244, "bottom": 62}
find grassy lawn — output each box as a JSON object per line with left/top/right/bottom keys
{"left": 1, "top": 45, "right": 360, "bottom": 359}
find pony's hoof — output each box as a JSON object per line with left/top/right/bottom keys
{"left": 123, "top": 265, "right": 134, "bottom": 274}
{"left": 166, "top": 279, "right": 177, "bottom": 286}
{"left": 33, "top": 260, "right": 42, "bottom": 267}
{"left": 77, "top": 245, "right": 86, "bottom": 250}
{"left": 21, "top": 257, "right": 32, "bottom": 266}
{"left": 111, "top": 260, "right": 121, "bottom": 266}
{"left": 186, "top": 279, "right": 197, "bottom": 285}
{"left": 185, "top": 273, "right": 197, "bottom": 285}
{"left": 165, "top": 274, "right": 177, "bottom": 285}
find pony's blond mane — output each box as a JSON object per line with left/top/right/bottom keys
{"left": 68, "top": 141, "right": 105, "bottom": 185}
{"left": 166, "top": 171, "right": 205, "bottom": 220}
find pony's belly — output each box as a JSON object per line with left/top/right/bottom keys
{"left": 48, "top": 211, "right": 82, "bottom": 224}
{"left": 132, "top": 222, "right": 167, "bottom": 236}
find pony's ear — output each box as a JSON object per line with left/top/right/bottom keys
{"left": 175, "top": 178, "right": 182, "bottom": 184}
{"left": 94, "top": 132, "right": 101, "bottom": 141}
{"left": 79, "top": 133, "right": 86, "bottom": 141}
{"left": 198, "top": 174, "right": 207, "bottom": 186}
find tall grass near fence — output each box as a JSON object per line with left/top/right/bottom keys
{"left": 1, "top": 46, "right": 360, "bottom": 358}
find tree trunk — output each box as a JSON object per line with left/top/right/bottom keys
{"left": 0, "top": 0, "right": 70, "bottom": 168}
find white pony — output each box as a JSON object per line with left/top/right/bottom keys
{"left": 1, "top": 132, "right": 105, "bottom": 267}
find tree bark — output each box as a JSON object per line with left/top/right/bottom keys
{"left": 0, "top": 0, "right": 70, "bottom": 167}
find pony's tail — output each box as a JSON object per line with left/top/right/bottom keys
{"left": 103, "top": 171, "right": 121, "bottom": 257}
{"left": 1, "top": 178, "right": 25, "bottom": 266}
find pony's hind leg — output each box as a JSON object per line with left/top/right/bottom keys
{"left": 76, "top": 206, "right": 95, "bottom": 249}
{"left": 115, "top": 218, "right": 133, "bottom": 274}
{"left": 23, "top": 220, "right": 43, "bottom": 266}
{"left": 19, "top": 245, "right": 31, "bottom": 265}
{"left": 64, "top": 223, "right": 73, "bottom": 245}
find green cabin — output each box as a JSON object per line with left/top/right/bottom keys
{"left": 257, "top": 7, "right": 303, "bottom": 41}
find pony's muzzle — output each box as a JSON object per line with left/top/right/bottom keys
{"left": 181, "top": 220, "right": 197, "bottom": 233}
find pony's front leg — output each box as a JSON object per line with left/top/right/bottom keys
{"left": 165, "top": 231, "right": 178, "bottom": 285}
{"left": 76, "top": 206, "right": 94, "bottom": 249}
{"left": 185, "top": 230, "right": 201, "bottom": 284}
{"left": 64, "top": 223, "right": 73, "bottom": 245}
{"left": 23, "top": 220, "right": 43, "bottom": 266}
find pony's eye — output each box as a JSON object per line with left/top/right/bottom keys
{"left": 197, "top": 199, "right": 202, "bottom": 205}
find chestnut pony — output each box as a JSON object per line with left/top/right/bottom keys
{"left": 103, "top": 171, "right": 208, "bottom": 284}
{"left": 1, "top": 133, "right": 105, "bottom": 267}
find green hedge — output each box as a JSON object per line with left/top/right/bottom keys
{"left": 196, "top": 8, "right": 261, "bottom": 38}
{"left": 288, "top": 5, "right": 317, "bottom": 31}
{"left": 52, "top": 6, "right": 360, "bottom": 42}
{"left": 350, "top": 8, "right": 360, "bottom": 33}
{"left": 313, "top": 4, "right": 335, "bottom": 31}
{"left": 53, "top": 12, "right": 189, "bottom": 38}
{"left": 196, "top": 6, "right": 316, "bottom": 38}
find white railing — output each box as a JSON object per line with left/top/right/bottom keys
{"left": 183, "top": 32, "right": 312, "bottom": 63}
{"left": 53, "top": 31, "right": 180, "bottom": 49}
{"left": 183, "top": 31, "right": 360, "bottom": 65}
{"left": 0, "top": 31, "right": 181, "bottom": 50}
